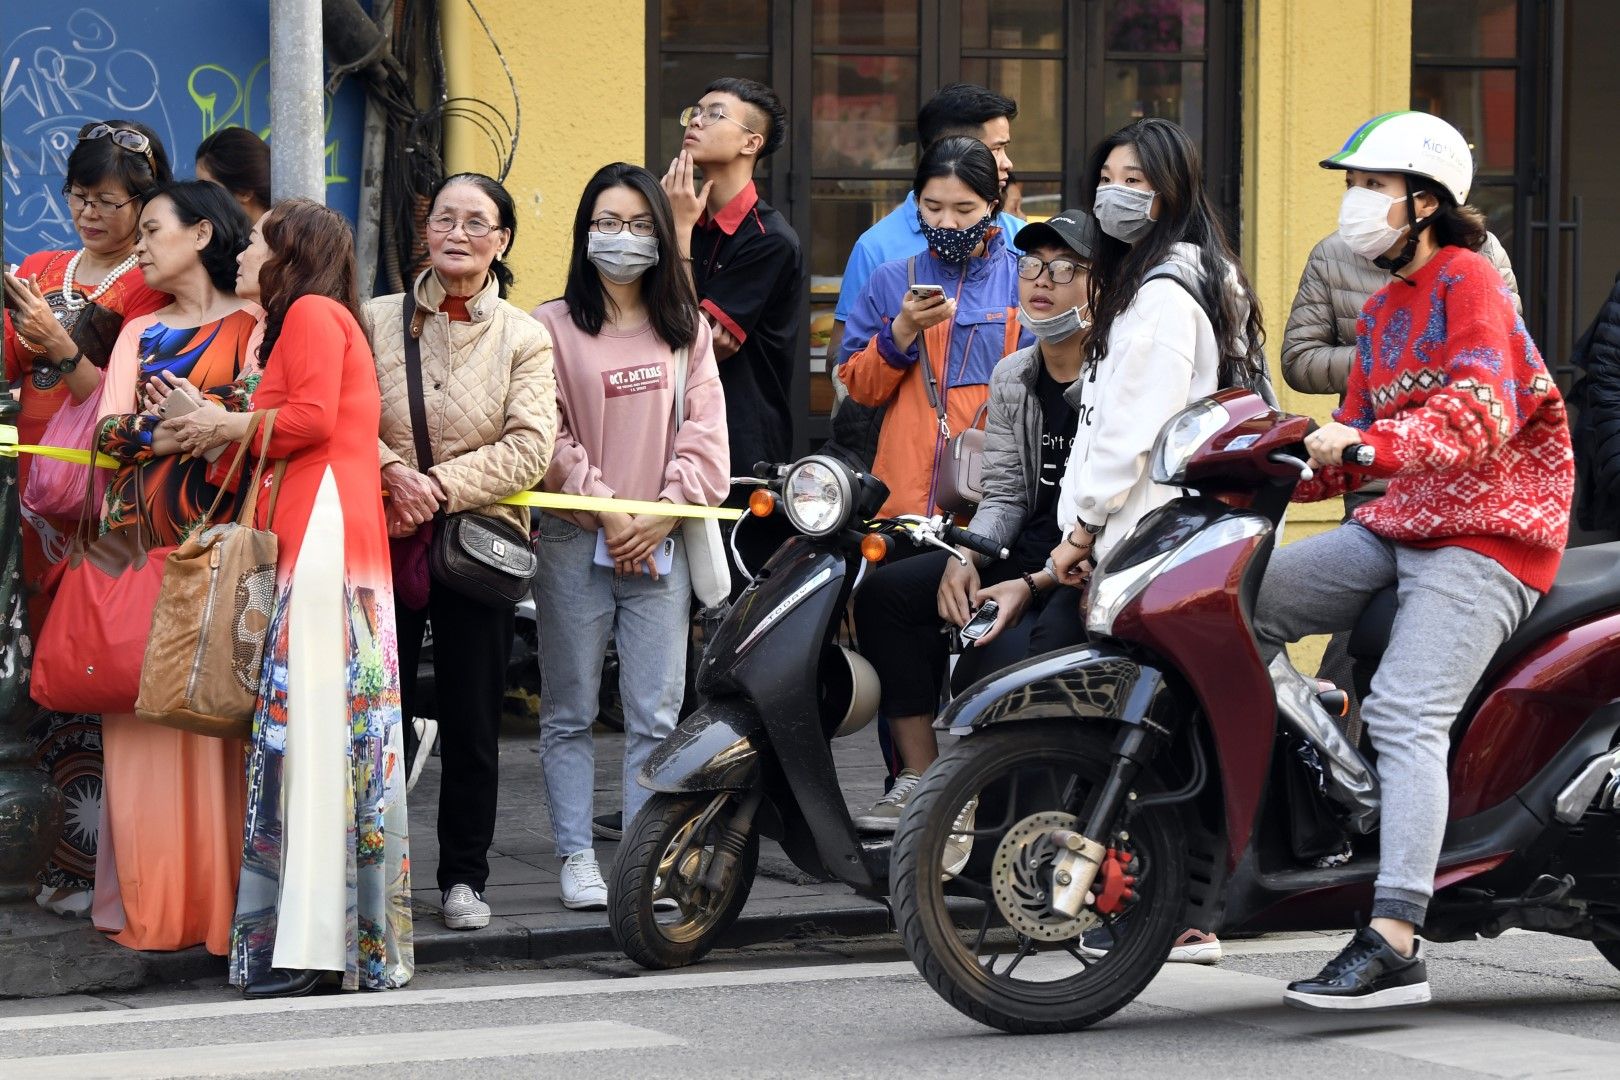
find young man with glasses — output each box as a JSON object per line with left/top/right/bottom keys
{"left": 823, "top": 83, "right": 1025, "bottom": 471}
{"left": 661, "top": 76, "right": 804, "bottom": 581}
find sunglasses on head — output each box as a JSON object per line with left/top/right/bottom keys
{"left": 78, "top": 123, "right": 157, "bottom": 176}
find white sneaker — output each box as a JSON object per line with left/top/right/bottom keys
{"left": 407, "top": 717, "right": 437, "bottom": 794}
{"left": 941, "top": 796, "right": 979, "bottom": 879}
{"left": 441, "top": 884, "right": 490, "bottom": 930}
{"left": 854, "top": 769, "right": 924, "bottom": 833}
{"left": 560, "top": 849, "right": 609, "bottom": 910}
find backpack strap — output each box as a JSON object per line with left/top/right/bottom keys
{"left": 910, "top": 256, "right": 950, "bottom": 438}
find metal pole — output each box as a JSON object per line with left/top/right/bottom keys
{"left": 270, "top": 0, "right": 329, "bottom": 203}
{"left": 353, "top": 0, "right": 395, "bottom": 299}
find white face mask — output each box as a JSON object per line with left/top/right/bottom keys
{"left": 1337, "top": 187, "right": 1406, "bottom": 261}
{"left": 1017, "top": 303, "right": 1089, "bottom": 343}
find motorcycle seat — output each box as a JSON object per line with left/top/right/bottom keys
{"left": 1347, "top": 541, "right": 1620, "bottom": 679}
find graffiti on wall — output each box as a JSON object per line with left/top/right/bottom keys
{"left": 3, "top": 5, "right": 361, "bottom": 264}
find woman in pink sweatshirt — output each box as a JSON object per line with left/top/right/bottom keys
{"left": 530, "top": 163, "right": 729, "bottom": 911}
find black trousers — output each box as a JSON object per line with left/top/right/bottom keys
{"left": 397, "top": 582, "right": 514, "bottom": 894}
{"left": 853, "top": 550, "right": 1050, "bottom": 719}
{"left": 1027, "top": 584, "right": 1087, "bottom": 656}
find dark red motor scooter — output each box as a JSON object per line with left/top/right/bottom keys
{"left": 890, "top": 388, "right": 1620, "bottom": 1034}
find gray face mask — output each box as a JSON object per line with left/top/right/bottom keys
{"left": 1093, "top": 184, "right": 1158, "bottom": 244}
{"left": 587, "top": 232, "right": 659, "bottom": 284}
{"left": 1017, "top": 303, "right": 1089, "bottom": 343}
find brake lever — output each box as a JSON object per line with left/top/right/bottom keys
{"left": 906, "top": 516, "right": 969, "bottom": 565}
{"left": 1268, "top": 452, "right": 1314, "bottom": 482}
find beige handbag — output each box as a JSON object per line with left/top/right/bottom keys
{"left": 135, "top": 411, "right": 285, "bottom": 740}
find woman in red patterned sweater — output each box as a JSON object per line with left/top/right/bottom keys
{"left": 1252, "top": 111, "right": 1574, "bottom": 1013}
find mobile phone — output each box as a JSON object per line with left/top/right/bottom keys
{"left": 2, "top": 266, "right": 22, "bottom": 312}
{"left": 594, "top": 529, "right": 676, "bottom": 575}
{"left": 907, "top": 283, "right": 945, "bottom": 301}
{"left": 153, "top": 386, "right": 227, "bottom": 462}
{"left": 959, "top": 599, "right": 1000, "bottom": 645}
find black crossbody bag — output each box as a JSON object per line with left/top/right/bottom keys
{"left": 401, "top": 293, "right": 537, "bottom": 608}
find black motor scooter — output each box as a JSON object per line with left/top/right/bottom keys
{"left": 607, "top": 455, "right": 1006, "bottom": 969}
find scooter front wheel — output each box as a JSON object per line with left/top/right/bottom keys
{"left": 892, "top": 724, "right": 1187, "bottom": 1034}
{"left": 609, "top": 791, "right": 759, "bottom": 970}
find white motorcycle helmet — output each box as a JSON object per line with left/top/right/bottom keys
{"left": 1320, "top": 110, "right": 1475, "bottom": 205}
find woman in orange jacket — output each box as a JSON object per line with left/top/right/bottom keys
{"left": 838, "top": 137, "right": 1030, "bottom": 518}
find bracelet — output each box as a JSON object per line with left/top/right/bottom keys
{"left": 1062, "top": 531, "right": 1092, "bottom": 549}
{"left": 1021, "top": 571, "right": 1039, "bottom": 597}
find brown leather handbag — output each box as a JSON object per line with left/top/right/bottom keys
{"left": 136, "top": 411, "right": 284, "bottom": 740}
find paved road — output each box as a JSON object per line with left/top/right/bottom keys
{"left": 4, "top": 930, "right": 1618, "bottom": 1078}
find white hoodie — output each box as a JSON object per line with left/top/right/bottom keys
{"left": 1056, "top": 242, "right": 1241, "bottom": 558}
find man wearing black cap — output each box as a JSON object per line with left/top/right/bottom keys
{"left": 848, "top": 209, "right": 1102, "bottom": 838}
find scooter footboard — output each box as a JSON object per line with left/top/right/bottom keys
{"left": 940, "top": 645, "right": 1175, "bottom": 735}
{"left": 640, "top": 697, "right": 763, "bottom": 794}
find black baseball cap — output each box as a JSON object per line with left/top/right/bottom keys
{"left": 1014, "top": 209, "right": 1099, "bottom": 262}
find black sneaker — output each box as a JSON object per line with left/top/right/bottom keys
{"left": 592, "top": 812, "right": 623, "bottom": 841}
{"left": 1282, "top": 926, "right": 1430, "bottom": 1012}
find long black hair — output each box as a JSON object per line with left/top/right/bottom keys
{"left": 913, "top": 136, "right": 1000, "bottom": 204}
{"left": 563, "top": 162, "right": 698, "bottom": 351}
{"left": 1083, "top": 118, "right": 1264, "bottom": 383}
{"left": 144, "top": 180, "right": 252, "bottom": 293}
{"left": 64, "top": 119, "right": 171, "bottom": 199}
{"left": 427, "top": 172, "right": 518, "bottom": 297}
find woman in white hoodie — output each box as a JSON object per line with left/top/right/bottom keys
{"left": 1043, "top": 118, "right": 1265, "bottom": 647}
{"left": 1038, "top": 118, "right": 1264, "bottom": 968}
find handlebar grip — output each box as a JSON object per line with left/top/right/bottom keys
{"left": 1346, "top": 444, "right": 1376, "bottom": 468}
{"left": 945, "top": 524, "right": 1009, "bottom": 563}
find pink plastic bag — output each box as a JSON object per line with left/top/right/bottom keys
{"left": 23, "top": 376, "right": 112, "bottom": 522}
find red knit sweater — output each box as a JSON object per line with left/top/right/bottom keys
{"left": 1296, "top": 246, "right": 1574, "bottom": 592}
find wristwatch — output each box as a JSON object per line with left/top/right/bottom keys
{"left": 52, "top": 350, "right": 84, "bottom": 375}
{"left": 1077, "top": 519, "right": 1105, "bottom": 536}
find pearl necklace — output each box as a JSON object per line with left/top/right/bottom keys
{"left": 62, "top": 248, "right": 140, "bottom": 312}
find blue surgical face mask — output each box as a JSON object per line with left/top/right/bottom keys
{"left": 918, "top": 209, "right": 993, "bottom": 264}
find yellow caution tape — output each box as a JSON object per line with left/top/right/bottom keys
{"left": 500, "top": 490, "right": 742, "bottom": 521}
{"left": 0, "top": 425, "right": 120, "bottom": 470}
{"left": 0, "top": 425, "right": 742, "bottom": 520}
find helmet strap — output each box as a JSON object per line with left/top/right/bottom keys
{"left": 1375, "top": 187, "right": 1433, "bottom": 279}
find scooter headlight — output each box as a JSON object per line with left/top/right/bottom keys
{"left": 1085, "top": 513, "right": 1271, "bottom": 637}
{"left": 782, "top": 455, "right": 855, "bottom": 537}
{"left": 1150, "top": 398, "right": 1230, "bottom": 485}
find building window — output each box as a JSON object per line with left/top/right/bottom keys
{"left": 650, "top": 0, "right": 1234, "bottom": 449}
{"left": 1411, "top": 0, "right": 1522, "bottom": 256}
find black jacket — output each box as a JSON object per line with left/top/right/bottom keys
{"left": 1570, "top": 271, "right": 1620, "bottom": 531}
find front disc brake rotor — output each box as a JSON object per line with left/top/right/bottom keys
{"left": 990, "top": 811, "right": 1102, "bottom": 941}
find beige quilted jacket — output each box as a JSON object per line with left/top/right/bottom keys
{"left": 1281, "top": 231, "right": 1520, "bottom": 397}
{"left": 364, "top": 269, "right": 556, "bottom": 534}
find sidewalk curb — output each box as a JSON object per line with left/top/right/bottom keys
{"left": 125, "top": 898, "right": 896, "bottom": 992}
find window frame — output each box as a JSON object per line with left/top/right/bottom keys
{"left": 648, "top": 0, "right": 1243, "bottom": 452}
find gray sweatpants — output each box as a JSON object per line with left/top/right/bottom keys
{"left": 1253, "top": 523, "right": 1535, "bottom": 925}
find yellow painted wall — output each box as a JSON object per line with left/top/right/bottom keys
{"left": 1243, "top": 0, "right": 1410, "bottom": 667}
{"left": 440, "top": 0, "right": 645, "bottom": 308}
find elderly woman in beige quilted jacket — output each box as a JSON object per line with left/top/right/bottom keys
{"left": 362, "top": 172, "right": 556, "bottom": 935}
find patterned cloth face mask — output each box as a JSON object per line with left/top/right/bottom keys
{"left": 918, "top": 210, "right": 993, "bottom": 264}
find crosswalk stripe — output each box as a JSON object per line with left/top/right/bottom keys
{"left": 1136, "top": 964, "right": 1618, "bottom": 1078}
{"left": 0, "top": 1021, "right": 682, "bottom": 1079}
{"left": 0, "top": 961, "right": 920, "bottom": 1033}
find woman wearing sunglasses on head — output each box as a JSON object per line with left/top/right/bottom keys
{"left": 0, "top": 119, "right": 173, "bottom": 918}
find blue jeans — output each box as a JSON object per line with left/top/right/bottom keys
{"left": 534, "top": 514, "right": 691, "bottom": 857}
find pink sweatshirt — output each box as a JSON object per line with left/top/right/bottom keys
{"left": 532, "top": 299, "right": 730, "bottom": 530}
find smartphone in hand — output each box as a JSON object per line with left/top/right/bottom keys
{"left": 907, "top": 283, "right": 945, "bottom": 301}
{"left": 958, "top": 599, "right": 1000, "bottom": 646}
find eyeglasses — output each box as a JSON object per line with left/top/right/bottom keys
{"left": 679, "top": 104, "right": 758, "bottom": 135}
{"left": 426, "top": 214, "right": 502, "bottom": 238}
{"left": 78, "top": 123, "right": 157, "bottom": 175}
{"left": 589, "top": 217, "right": 656, "bottom": 237}
{"left": 1017, "top": 255, "right": 1087, "bottom": 285}
{"left": 64, "top": 189, "right": 140, "bottom": 215}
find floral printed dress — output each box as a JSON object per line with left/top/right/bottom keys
{"left": 229, "top": 295, "right": 412, "bottom": 990}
